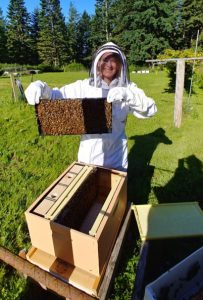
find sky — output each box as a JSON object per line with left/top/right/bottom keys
{"left": 1, "top": 0, "right": 96, "bottom": 18}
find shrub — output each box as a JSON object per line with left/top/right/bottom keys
{"left": 128, "top": 65, "right": 136, "bottom": 72}
{"left": 37, "top": 64, "right": 63, "bottom": 73}
{"left": 194, "top": 67, "right": 203, "bottom": 89}
{"left": 158, "top": 49, "right": 203, "bottom": 93}
{"left": 63, "top": 63, "right": 86, "bottom": 72}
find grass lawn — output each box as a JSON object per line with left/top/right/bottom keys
{"left": 0, "top": 69, "right": 203, "bottom": 299}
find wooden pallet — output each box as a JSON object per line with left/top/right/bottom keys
{"left": 0, "top": 205, "right": 132, "bottom": 300}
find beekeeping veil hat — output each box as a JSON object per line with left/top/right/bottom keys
{"left": 89, "top": 42, "right": 129, "bottom": 87}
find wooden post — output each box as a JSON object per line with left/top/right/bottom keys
{"left": 10, "top": 73, "right": 18, "bottom": 102}
{"left": 146, "top": 57, "right": 203, "bottom": 128}
{"left": 174, "top": 59, "right": 185, "bottom": 128}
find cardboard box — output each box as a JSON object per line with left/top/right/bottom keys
{"left": 25, "top": 162, "right": 127, "bottom": 276}
{"left": 35, "top": 98, "right": 112, "bottom": 135}
{"left": 144, "top": 246, "right": 203, "bottom": 300}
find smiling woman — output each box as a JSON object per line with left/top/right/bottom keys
{"left": 98, "top": 53, "right": 122, "bottom": 85}
{"left": 24, "top": 42, "right": 157, "bottom": 171}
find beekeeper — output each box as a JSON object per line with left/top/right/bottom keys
{"left": 25, "top": 42, "right": 157, "bottom": 171}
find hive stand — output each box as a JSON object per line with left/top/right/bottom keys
{"left": 0, "top": 205, "right": 132, "bottom": 300}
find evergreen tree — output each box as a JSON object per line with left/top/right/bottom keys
{"left": 112, "top": 0, "right": 180, "bottom": 64}
{"left": 111, "top": 0, "right": 134, "bottom": 53}
{"left": 181, "top": 0, "right": 203, "bottom": 49}
{"left": 76, "top": 11, "right": 92, "bottom": 66}
{"left": 38, "top": 0, "right": 68, "bottom": 66}
{"left": 6, "top": 0, "right": 33, "bottom": 64}
{"left": 30, "top": 9, "right": 40, "bottom": 65}
{"left": 169, "top": 0, "right": 184, "bottom": 50}
{"left": 66, "top": 2, "right": 80, "bottom": 62}
{"left": 0, "top": 8, "right": 8, "bottom": 63}
{"left": 91, "top": 0, "right": 114, "bottom": 51}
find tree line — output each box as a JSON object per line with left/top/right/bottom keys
{"left": 0, "top": 0, "right": 203, "bottom": 68}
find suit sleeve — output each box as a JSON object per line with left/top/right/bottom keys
{"left": 127, "top": 82, "right": 157, "bottom": 118}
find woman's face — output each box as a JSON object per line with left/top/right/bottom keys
{"left": 98, "top": 52, "right": 121, "bottom": 84}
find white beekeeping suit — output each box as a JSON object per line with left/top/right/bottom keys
{"left": 25, "top": 42, "right": 157, "bottom": 171}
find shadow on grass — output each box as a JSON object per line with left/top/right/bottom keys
{"left": 127, "top": 127, "right": 172, "bottom": 204}
{"left": 154, "top": 154, "right": 203, "bottom": 208}
{"left": 20, "top": 279, "right": 63, "bottom": 300}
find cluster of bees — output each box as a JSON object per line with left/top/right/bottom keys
{"left": 35, "top": 98, "right": 112, "bottom": 135}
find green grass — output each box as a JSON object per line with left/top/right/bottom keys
{"left": 0, "top": 70, "right": 203, "bottom": 299}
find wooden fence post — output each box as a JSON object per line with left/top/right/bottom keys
{"left": 174, "top": 59, "right": 185, "bottom": 128}
{"left": 147, "top": 57, "right": 203, "bottom": 127}
{"left": 10, "top": 73, "right": 18, "bottom": 102}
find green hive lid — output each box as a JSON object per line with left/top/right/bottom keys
{"left": 132, "top": 202, "right": 203, "bottom": 241}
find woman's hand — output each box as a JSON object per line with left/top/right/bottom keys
{"left": 107, "top": 87, "right": 133, "bottom": 103}
{"left": 25, "top": 80, "right": 52, "bottom": 105}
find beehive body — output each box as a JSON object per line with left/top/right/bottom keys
{"left": 25, "top": 162, "right": 127, "bottom": 275}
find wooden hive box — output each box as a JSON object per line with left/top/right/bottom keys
{"left": 25, "top": 162, "right": 127, "bottom": 277}
{"left": 35, "top": 98, "right": 112, "bottom": 135}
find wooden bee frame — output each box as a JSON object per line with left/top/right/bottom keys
{"left": 35, "top": 98, "right": 112, "bottom": 135}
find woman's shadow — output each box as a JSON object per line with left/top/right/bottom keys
{"left": 127, "top": 127, "right": 172, "bottom": 204}
{"left": 154, "top": 155, "right": 203, "bottom": 208}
